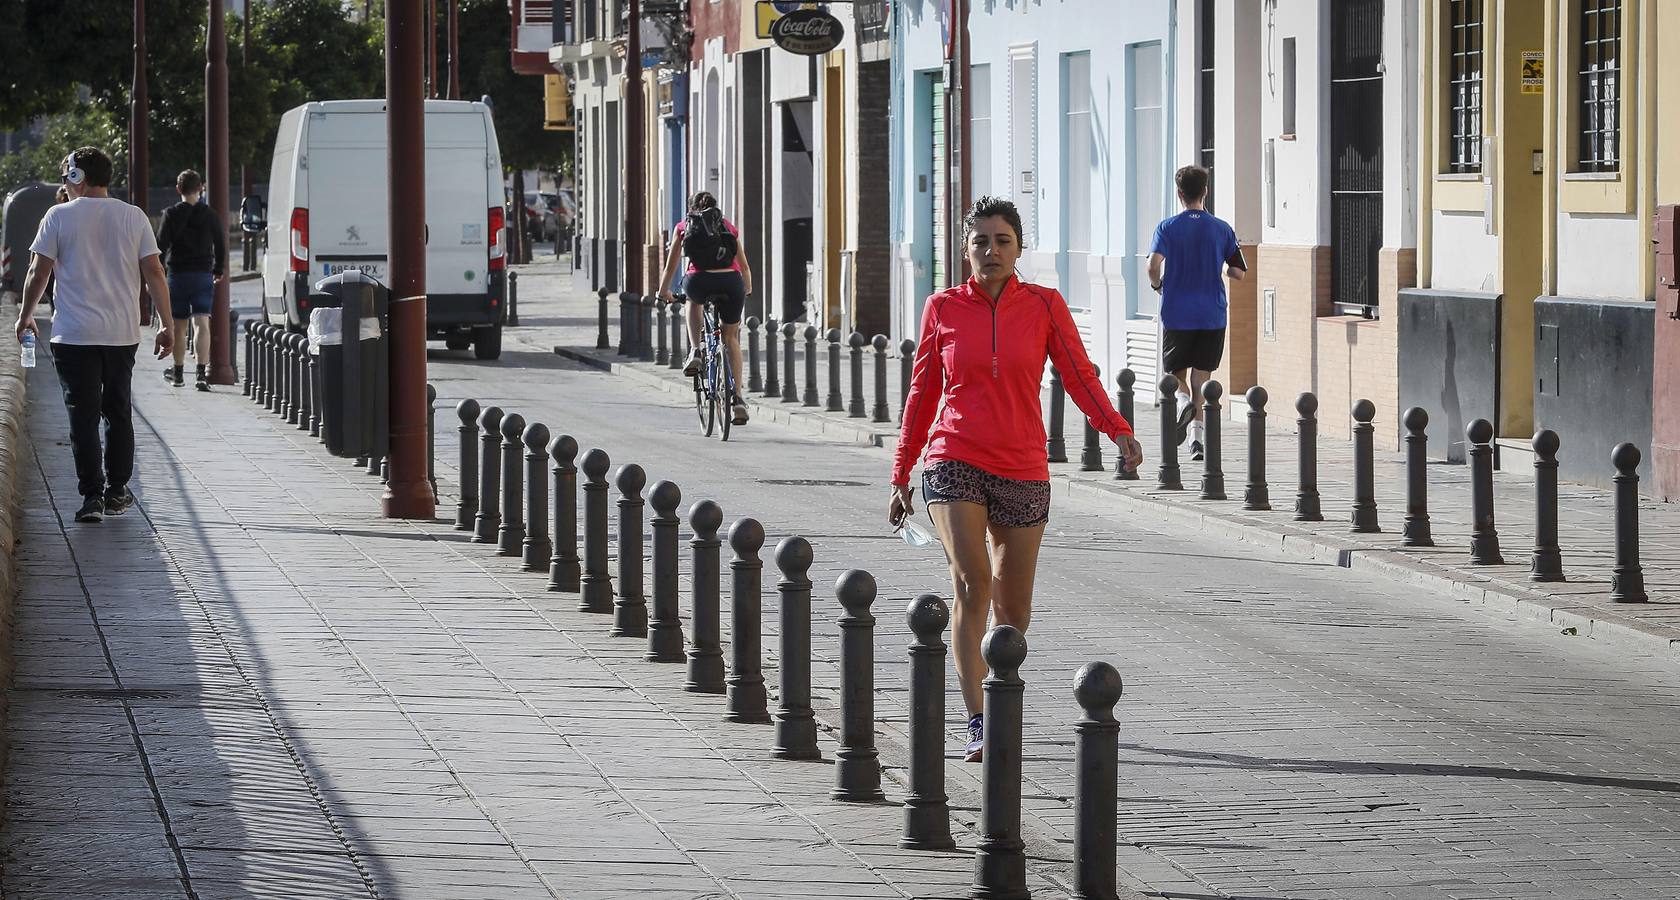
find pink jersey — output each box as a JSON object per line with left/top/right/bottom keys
{"left": 675, "top": 216, "right": 744, "bottom": 274}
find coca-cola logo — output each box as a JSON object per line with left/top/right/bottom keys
{"left": 771, "top": 8, "right": 845, "bottom": 55}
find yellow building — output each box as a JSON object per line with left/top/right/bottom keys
{"left": 1408, "top": 0, "right": 1664, "bottom": 487}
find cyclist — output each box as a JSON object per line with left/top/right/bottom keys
{"left": 658, "top": 191, "right": 753, "bottom": 426}
{"left": 888, "top": 196, "right": 1143, "bottom": 762}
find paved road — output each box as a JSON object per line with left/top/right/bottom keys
{"left": 4, "top": 273, "right": 1678, "bottom": 899}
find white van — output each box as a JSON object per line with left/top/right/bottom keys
{"left": 262, "top": 99, "right": 508, "bottom": 359}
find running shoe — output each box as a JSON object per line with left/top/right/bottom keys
{"left": 683, "top": 348, "right": 701, "bottom": 377}
{"left": 75, "top": 496, "right": 104, "bottom": 523}
{"left": 732, "top": 399, "right": 750, "bottom": 426}
{"left": 1174, "top": 391, "right": 1194, "bottom": 446}
{"left": 1190, "top": 440, "right": 1205, "bottom": 462}
{"left": 964, "top": 713, "right": 984, "bottom": 763}
{"left": 104, "top": 487, "right": 135, "bottom": 517}
{"left": 165, "top": 365, "right": 183, "bottom": 386}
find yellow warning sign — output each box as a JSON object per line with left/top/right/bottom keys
{"left": 1522, "top": 50, "right": 1544, "bottom": 95}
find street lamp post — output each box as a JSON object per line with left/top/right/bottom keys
{"left": 132, "top": 0, "right": 151, "bottom": 325}
{"left": 384, "top": 0, "right": 436, "bottom": 519}
{"left": 207, "top": 0, "right": 236, "bottom": 384}
{"left": 447, "top": 0, "right": 460, "bottom": 100}
{"left": 626, "top": 0, "right": 644, "bottom": 291}
{"left": 241, "top": 0, "right": 252, "bottom": 271}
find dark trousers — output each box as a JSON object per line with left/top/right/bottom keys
{"left": 50, "top": 343, "right": 138, "bottom": 499}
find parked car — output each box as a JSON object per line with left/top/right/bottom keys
{"left": 523, "top": 192, "right": 557, "bottom": 242}
{"left": 261, "top": 99, "right": 508, "bottom": 360}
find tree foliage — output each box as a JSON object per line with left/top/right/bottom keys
{"left": 454, "top": 0, "right": 569, "bottom": 172}
{"left": 0, "top": 103, "right": 129, "bottom": 190}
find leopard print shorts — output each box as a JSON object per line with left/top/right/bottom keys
{"left": 921, "top": 459, "right": 1052, "bottom": 528}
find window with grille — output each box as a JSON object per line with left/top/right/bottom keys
{"left": 1577, "top": 0, "right": 1621, "bottom": 173}
{"left": 1446, "top": 0, "right": 1482, "bottom": 173}
{"left": 1197, "top": 0, "right": 1215, "bottom": 211}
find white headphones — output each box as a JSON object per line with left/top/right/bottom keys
{"left": 62, "top": 154, "right": 84, "bottom": 186}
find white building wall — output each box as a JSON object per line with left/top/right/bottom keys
{"left": 1257, "top": 0, "right": 1328, "bottom": 248}
{"left": 1384, "top": 0, "right": 1420, "bottom": 249}
{"left": 1431, "top": 210, "right": 1501, "bottom": 292}
{"left": 1556, "top": 213, "right": 1644, "bottom": 299}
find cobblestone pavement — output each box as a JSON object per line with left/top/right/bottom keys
{"left": 3, "top": 269, "right": 1678, "bottom": 899}
{"left": 529, "top": 258, "right": 1679, "bottom": 652}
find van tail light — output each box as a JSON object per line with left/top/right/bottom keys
{"left": 488, "top": 206, "right": 506, "bottom": 271}
{"left": 289, "top": 208, "right": 309, "bottom": 273}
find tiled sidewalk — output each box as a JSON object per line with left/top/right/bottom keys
{"left": 528, "top": 260, "right": 1679, "bottom": 654}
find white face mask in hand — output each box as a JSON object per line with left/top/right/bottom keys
{"left": 896, "top": 517, "right": 939, "bottom": 548}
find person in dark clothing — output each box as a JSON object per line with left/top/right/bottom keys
{"left": 156, "top": 169, "right": 226, "bottom": 390}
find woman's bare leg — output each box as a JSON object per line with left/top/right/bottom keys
{"left": 987, "top": 522, "right": 1046, "bottom": 633}
{"left": 929, "top": 499, "right": 994, "bottom": 717}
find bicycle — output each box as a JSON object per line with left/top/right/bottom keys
{"left": 683, "top": 293, "right": 738, "bottom": 440}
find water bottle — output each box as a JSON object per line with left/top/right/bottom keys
{"left": 20, "top": 333, "right": 35, "bottom": 369}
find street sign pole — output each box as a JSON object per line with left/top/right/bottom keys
{"left": 384, "top": 0, "right": 437, "bottom": 519}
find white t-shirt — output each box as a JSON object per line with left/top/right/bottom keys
{"left": 29, "top": 197, "right": 158, "bottom": 346}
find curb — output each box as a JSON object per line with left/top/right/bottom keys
{"left": 557, "top": 342, "right": 1680, "bottom": 660}
{"left": 0, "top": 296, "right": 28, "bottom": 799}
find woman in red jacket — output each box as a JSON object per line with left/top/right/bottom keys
{"left": 889, "top": 196, "right": 1143, "bottom": 761}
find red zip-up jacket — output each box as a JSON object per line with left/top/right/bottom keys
{"left": 892, "top": 275, "right": 1134, "bottom": 486}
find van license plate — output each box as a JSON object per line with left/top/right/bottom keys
{"left": 320, "top": 259, "right": 388, "bottom": 284}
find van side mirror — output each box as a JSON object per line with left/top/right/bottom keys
{"left": 239, "top": 194, "right": 267, "bottom": 234}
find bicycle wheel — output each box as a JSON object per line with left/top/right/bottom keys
{"left": 703, "top": 349, "right": 719, "bottom": 438}
{"left": 693, "top": 351, "right": 708, "bottom": 430}
{"left": 718, "top": 351, "right": 734, "bottom": 442}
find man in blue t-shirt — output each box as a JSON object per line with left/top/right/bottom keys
{"left": 1148, "top": 164, "right": 1245, "bottom": 460}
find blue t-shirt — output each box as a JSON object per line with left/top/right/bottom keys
{"left": 1151, "top": 209, "right": 1239, "bottom": 330}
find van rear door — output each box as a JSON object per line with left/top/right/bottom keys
{"left": 424, "top": 110, "right": 493, "bottom": 306}
{"left": 306, "top": 109, "right": 391, "bottom": 285}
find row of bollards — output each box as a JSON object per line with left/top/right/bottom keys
{"left": 435, "top": 390, "right": 1132, "bottom": 899}
{"left": 1091, "top": 366, "right": 1650, "bottom": 601}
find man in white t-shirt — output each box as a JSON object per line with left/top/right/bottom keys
{"left": 14, "top": 147, "right": 174, "bottom": 523}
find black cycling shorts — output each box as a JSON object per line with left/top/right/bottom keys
{"left": 684, "top": 270, "right": 746, "bottom": 325}
{"left": 1162, "top": 327, "right": 1226, "bottom": 373}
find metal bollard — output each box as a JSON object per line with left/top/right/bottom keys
{"left": 522, "top": 422, "right": 552, "bottom": 572}
{"left": 1295, "top": 393, "right": 1323, "bottom": 522}
{"left": 1157, "top": 376, "right": 1183, "bottom": 490}
{"left": 1072, "top": 661, "right": 1124, "bottom": 900}
{"left": 726, "top": 517, "right": 770, "bottom": 723}
{"left": 284, "top": 334, "right": 300, "bottom": 423}
{"left": 685, "top": 500, "right": 726, "bottom": 692}
{"left": 848, "top": 332, "right": 867, "bottom": 418}
{"left": 309, "top": 346, "right": 323, "bottom": 438}
{"left": 901, "top": 594, "right": 955, "bottom": 851}
{"left": 654, "top": 300, "right": 669, "bottom": 366}
{"left": 612, "top": 464, "right": 648, "bottom": 637}
{"left": 746, "top": 317, "right": 763, "bottom": 391}
{"left": 507, "top": 270, "right": 519, "bottom": 327}
{"left": 618, "top": 292, "right": 634, "bottom": 356}
{"left": 899, "top": 339, "right": 915, "bottom": 422}
{"left": 1611, "top": 442, "right": 1648, "bottom": 603}
{"left": 596, "top": 286, "right": 610, "bottom": 349}
{"left": 1080, "top": 365, "right": 1103, "bottom": 471}
{"left": 1467, "top": 419, "right": 1503, "bottom": 564}
{"left": 781, "top": 322, "right": 799, "bottom": 403}
{"left": 1402, "top": 408, "right": 1433, "bottom": 546}
{"left": 802, "top": 325, "right": 820, "bottom": 407}
{"left": 454, "top": 399, "right": 480, "bottom": 530}
{"left": 825, "top": 328, "right": 844, "bottom": 412}
{"left": 294, "top": 334, "right": 312, "bottom": 432}
{"left": 1244, "top": 387, "right": 1270, "bottom": 510}
{"left": 241, "top": 320, "right": 254, "bottom": 396}
{"left": 639, "top": 296, "right": 656, "bottom": 363}
{"left": 547, "top": 434, "right": 582, "bottom": 592}
{"left": 658, "top": 297, "right": 678, "bottom": 371}
{"left": 764, "top": 317, "right": 781, "bottom": 397}
{"left": 251, "top": 324, "right": 263, "bottom": 403}
{"left": 1200, "top": 380, "right": 1226, "bottom": 500}
{"left": 832, "top": 569, "right": 884, "bottom": 803}
{"left": 497, "top": 413, "right": 526, "bottom": 556}
{"left": 579, "top": 448, "right": 615, "bottom": 613}
{"left": 1047, "top": 367, "right": 1068, "bottom": 463}
{"left": 1351, "top": 399, "right": 1379, "bottom": 533}
{"left": 646, "top": 481, "right": 686, "bottom": 662}
{"left": 772, "top": 536, "right": 820, "bottom": 760}
{"left": 426, "top": 383, "right": 437, "bottom": 499}
{"left": 473, "top": 406, "right": 503, "bottom": 543}
{"left": 871, "top": 335, "right": 891, "bottom": 423}
{"left": 262, "top": 326, "right": 277, "bottom": 412}
{"left": 1530, "top": 430, "right": 1564, "bottom": 582}
{"left": 228, "top": 310, "right": 240, "bottom": 386}
{"left": 972, "top": 625, "right": 1029, "bottom": 900}
{"left": 1115, "top": 370, "right": 1138, "bottom": 480}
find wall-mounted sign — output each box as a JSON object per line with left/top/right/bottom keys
{"left": 757, "top": 1, "right": 820, "bottom": 39}
{"left": 1521, "top": 50, "right": 1544, "bottom": 95}
{"left": 771, "top": 7, "right": 844, "bottom": 56}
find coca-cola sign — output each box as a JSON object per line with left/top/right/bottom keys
{"left": 771, "top": 8, "right": 845, "bottom": 56}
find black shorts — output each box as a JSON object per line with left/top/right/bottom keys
{"left": 1162, "top": 327, "right": 1226, "bottom": 373}
{"left": 684, "top": 270, "right": 746, "bottom": 325}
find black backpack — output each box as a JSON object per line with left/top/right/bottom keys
{"left": 682, "top": 207, "right": 738, "bottom": 269}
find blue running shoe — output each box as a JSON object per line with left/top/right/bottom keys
{"left": 964, "top": 713, "right": 984, "bottom": 763}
